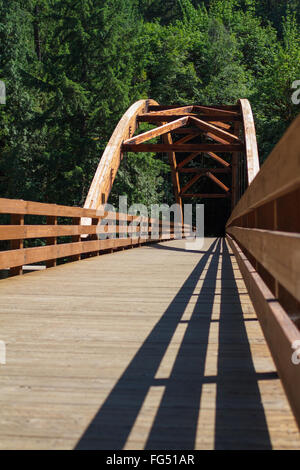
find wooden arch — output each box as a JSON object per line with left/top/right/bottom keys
{"left": 84, "top": 98, "right": 260, "bottom": 215}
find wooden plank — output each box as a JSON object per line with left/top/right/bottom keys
{"left": 208, "top": 122, "right": 232, "bottom": 130}
{"left": 123, "top": 117, "right": 188, "bottom": 145}
{"left": 169, "top": 124, "right": 231, "bottom": 133}
{"left": 138, "top": 114, "right": 242, "bottom": 123}
{"left": 1, "top": 238, "right": 298, "bottom": 449}
{"left": 207, "top": 172, "right": 230, "bottom": 193}
{"left": 0, "top": 227, "right": 176, "bottom": 269}
{"left": 193, "top": 105, "right": 240, "bottom": 117}
{"left": 10, "top": 214, "right": 24, "bottom": 276}
{"left": 205, "top": 152, "right": 230, "bottom": 168}
{"left": 179, "top": 168, "right": 231, "bottom": 174}
{"left": 162, "top": 122, "right": 183, "bottom": 221}
{"left": 122, "top": 144, "right": 244, "bottom": 153}
{"left": 226, "top": 234, "right": 300, "bottom": 429}
{"left": 227, "top": 227, "right": 300, "bottom": 303}
{"left": 0, "top": 198, "right": 97, "bottom": 218}
{"left": 148, "top": 104, "right": 240, "bottom": 111}
{"left": 0, "top": 221, "right": 144, "bottom": 240}
{"left": 46, "top": 216, "right": 57, "bottom": 268}
{"left": 149, "top": 106, "right": 194, "bottom": 115}
{"left": 205, "top": 132, "right": 230, "bottom": 145}
{"left": 0, "top": 239, "right": 133, "bottom": 269}
{"left": 177, "top": 152, "right": 201, "bottom": 169}
{"left": 190, "top": 117, "right": 242, "bottom": 144}
{"left": 231, "top": 121, "right": 240, "bottom": 209}
{"left": 239, "top": 99, "right": 260, "bottom": 185}
{"left": 84, "top": 99, "right": 159, "bottom": 211}
{"left": 180, "top": 174, "right": 203, "bottom": 195}
{"left": 227, "top": 114, "right": 300, "bottom": 226}
{"left": 182, "top": 194, "right": 230, "bottom": 198}
{"left": 71, "top": 217, "right": 81, "bottom": 262}
{"left": 174, "top": 133, "right": 201, "bottom": 145}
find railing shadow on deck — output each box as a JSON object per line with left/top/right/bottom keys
{"left": 75, "top": 238, "right": 272, "bottom": 450}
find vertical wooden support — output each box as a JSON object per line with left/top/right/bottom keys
{"left": 254, "top": 209, "right": 258, "bottom": 270}
{"left": 90, "top": 218, "right": 99, "bottom": 256}
{"left": 46, "top": 216, "right": 57, "bottom": 268}
{"left": 231, "top": 122, "right": 240, "bottom": 209}
{"left": 10, "top": 214, "right": 24, "bottom": 276}
{"left": 273, "top": 199, "right": 279, "bottom": 298}
{"left": 163, "top": 126, "right": 183, "bottom": 224}
{"left": 71, "top": 217, "right": 81, "bottom": 262}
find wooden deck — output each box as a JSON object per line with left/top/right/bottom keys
{"left": 0, "top": 238, "right": 299, "bottom": 450}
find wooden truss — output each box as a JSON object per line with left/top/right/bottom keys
{"left": 84, "top": 100, "right": 259, "bottom": 217}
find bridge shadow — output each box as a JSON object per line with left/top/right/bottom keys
{"left": 75, "top": 238, "right": 272, "bottom": 450}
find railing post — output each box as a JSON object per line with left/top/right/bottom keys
{"left": 231, "top": 122, "right": 240, "bottom": 209}
{"left": 46, "top": 216, "right": 57, "bottom": 268}
{"left": 71, "top": 217, "right": 81, "bottom": 262}
{"left": 10, "top": 214, "right": 24, "bottom": 276}
{"left": 273, "top": 199, "right": 279, "bottom": 298}
{"left": 90, "top": 217, "right": 99, "bottom": 256}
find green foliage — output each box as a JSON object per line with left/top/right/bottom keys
{"left": 110, "top": 152, "right": 170, "bottom": 209}
{"left": 0, "top": 0, "right": 299, "bottom": 213}
{"left": 253, "top": 10, "right": 300, "bottom": 158}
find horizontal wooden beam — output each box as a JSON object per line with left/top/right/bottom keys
{"left": 178, "top": 167, "right": 231, "bottom": 174}
{"left": 193, "top": 105, "right": 240, "bottom": 117}
{"left": 226, "top": 234, "right": 300, "bottom": 429}
{"left": 0, "top": 224, "right": 153, "bottom": 241}
{"left": 0, "top": 239, "right": 140, "bottom": 270}
{"left": 172, "top": 122, "right": 232, "bottom": 132}
{"left": 0, "top": 198, "right": 141, "bottom": 223}
{"left": 181, "top": 193, "right": 230, "bottom": 198}
{"left": 148, "top": 104, "right": 240, "bottom": 112}
{"left": 138, "top": 114, "right": 242, "bottom": 123}
{"left": 122, "top": 143, "right": 244, "bottom": 153}
{"left": 149, "top": 106, "right": 194, "bottom": 116}
{"left": 227, "top": 227, "right": 300, "bottom": 303}
{"left": 0, "top": 198, "right": 99, "bottom": 218}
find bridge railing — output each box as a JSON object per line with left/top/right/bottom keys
{"left": 0, "top": 198, "right": 191, "bottom": 277}
{"left": 226, "top": 114, "right": 300, "bottom": 427}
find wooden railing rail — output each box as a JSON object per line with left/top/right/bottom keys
{"left": 226, "top": 114, "right": 300, "bottom": 427}
{"left": 0, "top": 198, "right": 192, "bottom": 274}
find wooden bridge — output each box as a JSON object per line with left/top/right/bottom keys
{"left": 0, "top": 100, "right": 299, "bottom": 449}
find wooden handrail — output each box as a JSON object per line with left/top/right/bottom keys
{"left": 84, "top": 99, "right": 159, "bottom": 211}
{"left": 0, "top": 197, "right": 192, "bottom": 273}
{"left": 83, "top": 99, "right": 260, "bottom": 216}
{"left": 226, "top": 114, "right": 300, "bottom": 427}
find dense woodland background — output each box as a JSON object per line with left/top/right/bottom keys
{"left": 0, "top": 0, "right": 299, "bottom": 233}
